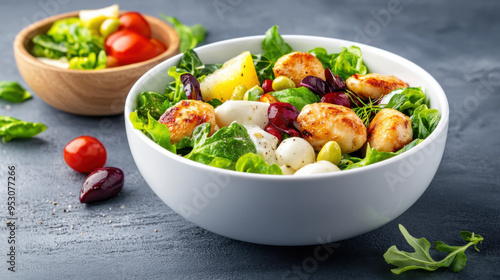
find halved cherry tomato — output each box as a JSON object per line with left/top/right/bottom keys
{"left": 118, "top": 12, "right": 151, "bottom": 38}
{"left": 150, "top": 38, "right": 167, "bottom": 55}
{"left": 64, "top": 136, "right": 107, "bottom": 173}
{"left": 105, "top": 30, "right": 157, "bottom": 65}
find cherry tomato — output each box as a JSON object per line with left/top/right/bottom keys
{"left": 105, "top": 30, "right": 157, "bottom": 65}
{"left": 64, "top": 136, "right": 107, "bottom": 173}
{"left": 150, "top": 38, "right": 167, "bottom": 55}
{"left": 118, "top": 12, "right": 151, "bottom": 38}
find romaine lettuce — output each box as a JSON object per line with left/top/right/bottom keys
{"left": 235, "top": 153, "right": 283, "bottom": 175}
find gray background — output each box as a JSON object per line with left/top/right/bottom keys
{"left": 1, "top": 0, "right": 499, "bottom": 279}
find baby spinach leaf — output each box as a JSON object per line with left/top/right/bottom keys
{"left": 308, "top": 47, "right": 333, "bottom": 69}
{"left": 0, "top": 81, "right": 32, "bottom": 102}
{"left": 0, "top": 116, "right": 46, "bottom": 142}
{"left": 410, "top": 104, "right": 440, "bottom": 139}
{"left": 384, "top": 224, "right": 484, "bottom": 274}
{"left": 262, "top": 26, "right": 293, "bottom": 62}
{"left": 235, "top": 153, "right": 283, "bottom": 175}
{"left": 386, "top": 87, "right": 427, "bottom": 116}
{"left": 270, "top": 87, "right": 320, "bottom": 111}
{"left": 129, "top": 112, "right": 176, "bottom": 153}
{"left": 185, "top": 122, "right": 256, "bottom": 164}
{"left": 161, "top": 15, "right": 206, "bottom": 53}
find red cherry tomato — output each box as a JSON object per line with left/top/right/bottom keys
{"left": 64, "top": 136, "right": 107, "bottom": 173}
{"left": 105, "top": 30, "right": 157, "bottom": 65}
{"left": 150, "top": 38, "right": 167, "bottom": 55}
{"left": 118, "top": 12, "right": 151, "bottom": 38}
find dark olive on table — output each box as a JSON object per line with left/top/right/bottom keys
{"left": 80, "top": 167, "right": 124, "bottom": 203}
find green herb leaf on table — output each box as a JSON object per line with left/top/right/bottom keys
{"left": 270, "top": 87, "right": 320, "bottom": 111}
{"left": 235, "top": 153, "right": 283, "bottom": 175}
{"left": 185, "top": 122, "right": 256, "bottom": 165}
{"left": 129, "top": 112, "right": 176, "bottom": 153}
{"left": 0, "top": 116, "right": 47, "bottom": 142}
{"left": 384, "top": 224, "right": 484, "bottom": 274}
{"left": 0, "top": 81, "right": 32, "bottom": 102}
{"left": 262, "top": 25, "right": 293, "bottom": 62}
{"left": 161, "top": 15, "right": 206, "bottom": 53}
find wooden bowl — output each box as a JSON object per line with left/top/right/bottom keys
{"left": 13, "top": 11, "right": 179, "bottom": 116}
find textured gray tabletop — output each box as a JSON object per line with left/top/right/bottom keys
{"left": 1, "top": 0, "right": 499, "bottom": 279}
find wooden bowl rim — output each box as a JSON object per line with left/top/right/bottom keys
{"left": 13, "top": 10, "right": 180, "bottom": 74}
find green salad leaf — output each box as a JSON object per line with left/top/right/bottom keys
{"left": 0, "top": 81, "right": 32, "bottom": 102}
{"left": 344, "top": 140, "right": 422, "bottom": 170}
{"left": 270, "top": 87, "right": 320, "bottom": 111}
{"left": 164, "top": 66, "right": 189, "bottom": 105}
{"left": 161, "top": 16, "right": 206, "bottom": 53}
{"left": 262, "top": 25, "right": 293, "bottom": 62}
{"left": 135, "top": 91, "right": 168, "bottom": 122}
{"left": 0, "top": 116, "right": 46, "bottom": 142}
{"left": 32, "top": 17, "right": 105, "bottom": 70}
{"left": 309, "top": 46, "right": 368, "bottom": 81}
{"left": 129, "top": 112, "right": 176, "bottom": 153}
{"left": 384, "top": 224, "right": 484, "bottom": 274}
{"left": 235, "top": 153, "right": 283, "bottom": 175}
{"left": 410, "top": 104, "right": 440, "bottom": 139}
{"left": 252, "top": 54, "right": 275, "bottom": 83}
{"left": 185, "top": 122, "right": 256, "bottom": 165}
{"left": 386, "top": 87, "right": 427, "bottom": 116}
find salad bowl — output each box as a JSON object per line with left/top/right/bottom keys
{"left": 125, "top": 35, "right": 449, "bottom": 246}
{"left": 13, "top": 11, "right": 179, "bottom": 116}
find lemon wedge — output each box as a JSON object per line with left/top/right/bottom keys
{"left": 200, "top": 51, "right": 260, "bottom": 102}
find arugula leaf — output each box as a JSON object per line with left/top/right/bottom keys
{"left": 252, "top": 54, "right": 275, "bottom": 83}
{"left": 235, "top": 153, "right": 283, "bottom": 175}
{"left": 384, "top": 224, "right": 484, "bottom": 274}
{"left": 343, "top": 140, "right": 422, "bottom": 170}
{"left": 270, "top": 87, "right": 320, "bottom": 111}
{"left": 185, "top": 122, "right": 256, "bottom": 164}
{"left": 386, "top": 87, "right": 427, "bottom": 116}
{"left": 164, "top": 66, "right": 188, "bottom": 105}
{"left": 0, "top": 81, "right": 32, "bottom": 102}
{"left": 262, "top": 26, "right": 293, "bottom": 62}
{"left": 0, "top": 116, "right": 46, "bottom": 142}
{"left": 161, "top": 15, "right": 206, "bottom": 53}
{"left": 129, "top": 112, "right": 176, "bottom": 153}
{"left": 410, "top": 104, "right": 440, "bottom": 139}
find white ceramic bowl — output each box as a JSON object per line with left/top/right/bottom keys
{"left": 125, "top": 36, "right": 449, "bottom": 246}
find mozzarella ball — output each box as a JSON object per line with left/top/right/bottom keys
{"left": 273, "top": 52, "right": 325, "bottom": 86}
{"left": 244, "top": 125, "right": 279, "bottom": 165}
{"left": 367, "top": 108, "right": 413, "bottom": 152}
{"left": 294, "top": 161, "right": 341, "bottom": 176}
{"left": 275, "top": 137, "right": 315, "bottom": 170}
{"left": 297, "top": 103, "right": 367, "bottom": 153}
{"left": 215, "top": 100, "right": 270, "bottom": 129}
{"left": 280, "top": 165, "right": 296, "bottom": 175}
{"left": 346, "top": 73, "right": 408, "bottom": 100}
{"left": 159, "top": 100, "right": 216, "bottom": 144}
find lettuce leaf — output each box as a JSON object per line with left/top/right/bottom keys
{"left": 235, "top": 153, "right": 283, "bottom": 175}
{"left": 270, "top": 87, "right": 320, "bottom": 111}
{"left": 185, "top": 122, "right": 256, "bottom": 164}
{"left": 410, "top": 105, "right": 440, "bottom": 139}
{"left": 262, "top": 26, "right": 293, "bottom": 62}
{"left": 309, "top": 46, "right": 368, "bottom": 81}
{"left": 129, "top": 111, "right": 176, "bottom": 153}
{"left": 386, "top": 87, "right": 427, "bottom": 116}
{"left": 344, "top": 140, "right": 422, "bottom": 170}
{"left": 135, "top": 91, "right": 168, "bottom": 122}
